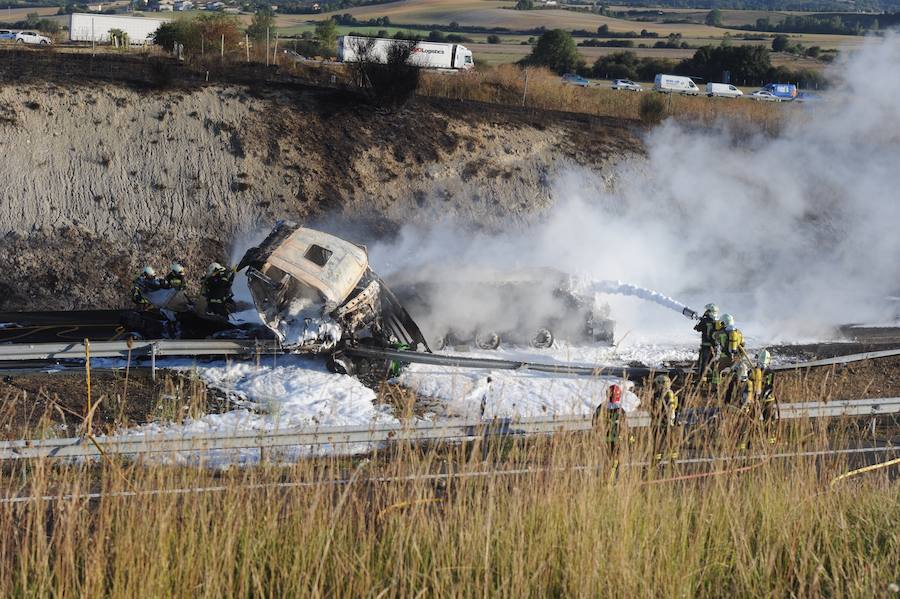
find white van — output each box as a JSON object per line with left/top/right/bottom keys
{"left": 654, "top": 74, "right": 700, "bottom": 95}
{"left": 706, "top": 82, "right": 743, "bottom": 98}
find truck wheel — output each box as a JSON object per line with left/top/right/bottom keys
{"left": 531, "top": 328, "right": 554, "bottom": 349}
{"left": 474, "top": 331, "right": 500, "bottom": 350}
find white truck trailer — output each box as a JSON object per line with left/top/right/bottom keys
{"left": 337, "top": 35, "right": 474, "bottom": 70}
{"left": 69, "top": 13, "right": 170, "bottom": 45}
{"left": 654, "top": 74, "right": 701, "bottom": 95}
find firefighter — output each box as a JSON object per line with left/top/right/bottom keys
{"left": 693, "top": 302, "right": 719, "bottom": 383}
{"left": 713, "top": 314, "right": 746, "bottom": 383}
{"left": 593, "top": 383, "right": 624, "bottom": 453}
{"left": 165, "top": 262, "right": 187, "bottom": 291}
{"left": 725, "top": 362, "right": 754, "bottom": 410}
{"left": 130, "top": 266, "right": 164, "bottom": 309}
{"left": 201, "top": 262, "right": 235, "bottom": 318}
{"left": 651, "top": 375, "right": 679, "bottom": 461}
{"left": 752, "top": 349, "right": 779, "bottom": 444}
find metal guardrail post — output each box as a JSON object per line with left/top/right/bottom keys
{"left": 150, "top": 343, "right": 157, "bottom": 381}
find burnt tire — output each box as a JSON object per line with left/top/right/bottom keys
{"left": 474, "top": 331, "right": 500, "bottom": 350}
{"left": 531, "top": 328, "right": 554, "bottom": 349}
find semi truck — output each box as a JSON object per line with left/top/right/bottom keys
{"left": 654, "top": 74, "right": 701, "bottom": 95}
{"left": 337, "top": 35, "right": 474, "bottom": 70}
{"left": 69, "top": 13, "right": 170, "bottom": 45}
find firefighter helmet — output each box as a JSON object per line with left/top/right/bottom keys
{"left": 142, "top": 266, "right": 156, "bottom": 277}
{"left": 756, "top": 349, "right": 771, "bottom": 369}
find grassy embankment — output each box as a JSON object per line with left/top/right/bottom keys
{"left": 0, "top": 366, "right": 898, "bottom": 596}
{"left": 418, "top": 64, "right": 787, "bottom": 130}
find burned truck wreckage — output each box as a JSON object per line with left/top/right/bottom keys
{"left": 124, "top": 222, "right": 615, "bottom": 374}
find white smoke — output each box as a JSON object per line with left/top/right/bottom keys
{"left": 370, "top": 35, "right": 900, "bottom": 344}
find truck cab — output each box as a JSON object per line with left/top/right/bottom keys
{"left": 237, "top": 222, "right": 428, "bottom": 352}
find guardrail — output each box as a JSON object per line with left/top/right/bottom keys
{"left": 0, "top": 397, "right": 897, "bottom": 461}
{"left": 0, "top": 339, "right": 281, "bottom": 362}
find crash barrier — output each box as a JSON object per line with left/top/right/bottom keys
{"left": 3, "top": 445, "right": 898, "bottom": 505}
{"left": 0, "top": 338, "right": 898, "bottom": 380}
{"left": 0, "top": 397, "right": 897, "bottom": 461}
{"left": 0, "top": 339, "right": 282, "bottom": 362}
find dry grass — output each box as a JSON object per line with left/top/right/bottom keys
{"left": 418, "top": 64, "right": 786, "bottom": 131}
{"left": 0, "top": 367, "right": 897, "bottom": 596}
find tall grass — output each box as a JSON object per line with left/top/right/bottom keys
{"left": 419, "top": 64, "right": 787, "bottom": 132}
{"left": 0, "top": 404, "right": 896, "bottom": 596}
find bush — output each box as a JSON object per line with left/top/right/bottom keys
{"left": 153, "top": 14, "right": 242, "bottom": 57}
{"left": 487, "top": 34, "right": 501, "bottom": 44}
{"left": 639, "top": 93, "right": 666, "bottom": 125}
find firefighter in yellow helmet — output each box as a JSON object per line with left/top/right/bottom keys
{"left": 752, "top": 349, "right": 779, "bottom": 444}
{"left": 651, "top": 374, "right": 679, "bottom": 461}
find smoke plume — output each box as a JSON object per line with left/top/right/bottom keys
{"left": 370, "top": 35, "right": 900, "bottom": 344}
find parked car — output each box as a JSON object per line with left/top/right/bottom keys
{"left": 612, "top": 79, "right": 643, "bottom": 92}
{"left": 748, "top": 90, "right": 781, "bottom": 102}
{"left": 0, "top": 30, "right": 17, "bottom": 42}
{"left": 706, "top": 82, "right": 743, "bottom": 98}
{"left": 561, "top": 73, "right": 590, "bottom": 87}
{"left": 15, "top": 31, "right": 52, "bottom": 45}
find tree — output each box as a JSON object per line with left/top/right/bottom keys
{"left": 526, "top": 29, "right": 581, "bottom": 74}
{"left": 679, "top": 45, "right": 771, "bottom": 84}
{"left": 515, "top": 0, "right": 533, "bottom": 10}
{"left": 772, "top": 34, "right": 789, "bottom": 52}
{"left": 246, "top": 7, "right": 274, "bottom": 42}
{"left": 315, "top": 18, "right": 338, "bottom": 53}
{"left": 25, "top": 12, "right": 40, "bottom": 27}
{"left": 486, "top": 34, "right": 501, "bottom": 44}
{"left": 705, "top": 9, "right": 723, "bottom": 27}
{"left": 597, "top": 24, "right": 609, "bottom": 35}
{"left": 152, "top": 14, "right": 241, "bottom": 56}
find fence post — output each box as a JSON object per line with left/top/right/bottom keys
{"left": 522, "top": 67, "right": 529, "bottom": 107}
{"left": 221, "top": 34, "right": 224, "bottom": 59}
{"left": 266, "top": 27, "right": 270, "bottom": 67}
{"left": 246, "top": 34, "right": 249, "bottom": 62}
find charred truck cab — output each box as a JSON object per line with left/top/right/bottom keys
{"left": 237, "top": 221, "right": 429, "bottom": 372}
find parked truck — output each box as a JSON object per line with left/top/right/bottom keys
{"left": 763, "top": 83, "right": 799, "bottom": 101}
{"left": 69, "top": 13, "right": 170, "bottom": 45}
{"left": 337, "top": 35, "right": 474, "bottom": 70}
{"left": 654, "top": 74, "right": 701, "bottom": 95}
